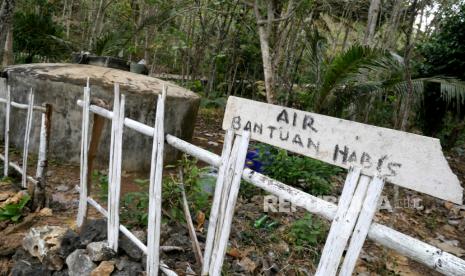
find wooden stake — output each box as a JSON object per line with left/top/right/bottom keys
{"left": 316, "top": 172, "right": 369, "bottom": 276}
{"left": 178, "top": 167, "right": 203, "bottom": 266}
{"left": 108, "top": 84, "right": 125, "bottom": 251}
{"left": 202, "top": 130, "right": 234, "bottom": 275}
{"left": 147, "top": 85, "right": 166, "bottom": 276}
{"left": 77, "top": 80, "right": 91, "bottom": 227}
{"left": 4, "top": 85, "right": 10, "bottom": 177}
{"left": 33, "top": 103, "right": 52, "bottom": 210}
{"left": 22, "top": 89, "right": 34, "bottom": 188}
{"left": 210, "top": 132, "right": 250, "bottom": 276}
{"left": 339, "top": 175, "right": 385, "bottom": 276}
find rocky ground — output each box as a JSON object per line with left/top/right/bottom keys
{"left": 0, "top": 107, "right": 464, "bottom": 275}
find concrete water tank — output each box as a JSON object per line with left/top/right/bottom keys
{"left": 0, "top": 63, "right": 200, "bottom": 171}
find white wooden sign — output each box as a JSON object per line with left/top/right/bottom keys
{"left": 223, "top": 96, "right": 462, "bottom": 204}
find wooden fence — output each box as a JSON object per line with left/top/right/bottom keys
{"left": 0, "top": 85, "right": 52, "bottom": 209}
{"left": 76, "top": 83, "right": 465, "bottom": 276}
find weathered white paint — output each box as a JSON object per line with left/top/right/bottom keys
{"left": 77, "top": 81, "right": 91, "bottom": 227}
{"left": 340, "top": 175, "right": 385, "bottom": 276}
{"left": 22, "top": 90, "right": 34, "bottom": 188}
{"left": 4, "top": 86, "right": 10, "bottom": 177}
{"left": 316, "top": 170, "right": 368, "bottom": 276}
{"left": 0, "top": 97, "right": 46, "bottom": 112}
{"left": 107, "top": 85, "right": 125, "bottom": 251}
{"left": 223, "top": 96, "right": 462, "bottom": 204}
{"left": 210, "top": 132, "right": 250, "bottom": 276}
{"left": 202, "top": 130, "right": 234, "bottom": 275}
{"left": 35, "top": 106, "right": 49, "bottom": 180}
{"left": 147, "top": 85, "right": 167, "bottom": 276}
{"left": 78, "top": 98, "right": 465, "bottom": 276}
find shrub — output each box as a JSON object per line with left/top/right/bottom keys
{"left": 253, "top": 144, "right": 342, "bottom": 195}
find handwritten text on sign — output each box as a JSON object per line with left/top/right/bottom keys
{"left": 223, "top": 97, "right": 462, "bottom": 204}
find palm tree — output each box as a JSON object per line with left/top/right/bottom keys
{"left": 303, "top": 40, "right": 465, "bottom": 122}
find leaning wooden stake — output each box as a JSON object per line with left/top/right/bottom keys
{"left": 178, "top": 167, "right": 203, "bottom": 266}
{"left": 4, "top": 85, "right": 11, "bottom": 177}
{"left": 22, "top": 89, "right": 34, "bottom": 188}
{"left": 77, "top": 80, "right": 91, "bottom": 227}
{"left": 147, "top": 85, "right": 167, "bottom": 276}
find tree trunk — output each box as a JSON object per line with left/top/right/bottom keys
{"left": 0, "top": 0, "right": 16, "bottom": 69}
{"left": 363, "top": 0, "right": 381, "bottom": 46}
{"left": 88, "top": 0, "right": 104, "bottom": 50}
{"left": 2, "top": 26, "right": 14, "bottom": 67}
{"left": 341, "top": 23, "right": 350, "bottom": 52}
{"left": 384, "top": 0, "right": 402, "bottom": 49}
{"left": 65, "top": 0, "right": 74, "bottom": 39}
{"left": 400, "top": 0, "right": 419, "bottom": 131}
{"left": 254, "top": 0, "right": 276, "bottom": 104}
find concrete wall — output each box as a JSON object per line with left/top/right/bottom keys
{"left": 0, "top": 64, "right": 200, "bottom": 171}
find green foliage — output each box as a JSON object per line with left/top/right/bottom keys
{"left": 200, "top": 97, "right": 227, "bottom": 109}
{"left": 288, "top": 214, "right": 327, "bottom": 248}
{"left": 92, "top": 170, "right": 109, "bottom": 201}
{"left": 117, "top": 156, "right": 213, "bottom": 227}
{"left": 0, "top": 194, "right": 30, "bottom": 222}
{"left": 256, "top": 144, "right": 342, "bottom": 195}
{"left": 417, "top": 3, "right": 465, "bottom": 80}
{"left": 13, "top": 9, "right": 70, "bottom": 62}
{"left": 93, "top": 32, "right": 121, "bottom": 56}
{"left": 174, "top": 156, "right": 212, "bottom": 215}
{"left": 162, "top": 156, "right": 214, "bottom": 222}
{"left": 253, "top": 214, "right": 278, "bottom": 230}
{"left": 121, "top": 189, "right": 150, "bottom": 227}
{"left": 311, "top": 44, "right": 394, "bottom": 114}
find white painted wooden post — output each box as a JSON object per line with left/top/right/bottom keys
{"left": 315, "top": 172, "right": 385, "bottom": 276}
{"left": 209, "top": 131, "right": 250, "bottom": 276}
{"left": 21, "top": 89, "right": 34, "bottom": 188}
{"left": 4, "top": 85, "right": 11, "bottom": 177}
{"left": 147, "top": 85, "right": 167, "bottom": 276}
{"left": 77, "top": 79, "right": 91, "bottom": 227}
{"left": 316, "top": 172, "right": 369, "bottom": 276}
{"left": 108, "top": 84, "right": 125, "bottom": 251}
{"left": 35, "top": 107, "right": 48, "bottom": 180}
{"left": 107, "top": 84, "right": 120, "bottom": 249}
{"left": 339, "top": 175, "right": 385, "bottom": 276}
{"left": 202, "top": 129, "right": 234, "bottom": 275}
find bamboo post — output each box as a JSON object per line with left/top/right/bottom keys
{"left": 33, "top": 103, "right": 52, "bottom": 210}
{"left": 147, "top": 85, "right": 167, "bottom": 276}
{"left": 22, "top": 89, "right": 34, "bottom": 188}
{"left": 4, "top": 85, "right": 10, "bottom": 177}
{"left": 77, "top": 80, "right": 91, "bottom": 227}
